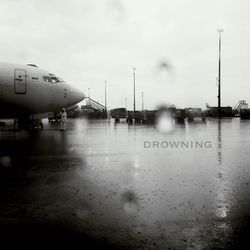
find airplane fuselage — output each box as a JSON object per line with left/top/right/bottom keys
{"left": 0, "top": 63, "right": 85, "bottom": 120}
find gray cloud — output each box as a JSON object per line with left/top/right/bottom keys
{"left": 0, "top": 0, "right": 250, "bottom": 110}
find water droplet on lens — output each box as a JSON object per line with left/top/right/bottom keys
{"left": 121, "top": 190, "right": 138, "bottom": 214}
{"left": 0, "top": 156, "right": 12, "bottom": 168}
{"left": 155, "top": 107, "right": 174, "bottom": 134}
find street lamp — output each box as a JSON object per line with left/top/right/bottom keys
{"left": 105, "top": 80, "right": 107, "bottom": 110}
{"left": 105, "top": 80, "right": 110, "bottom": 118}
{"left": 133, "top": 66, "right": 136, "bottom": 120}
{"left": 217, "top": 28, "right": 224, "bottom": 118}
{"left": 88, "top": 88, "right": 90, "bottom": 99}
{"left": 141, "top": 91, "right": 144, "bottom": 112}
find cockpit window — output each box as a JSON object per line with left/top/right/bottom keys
{"left": 43, "top": 76, "right": 61, "bottom": 83}
{"left": 51, "top": 77, "right": 60, "bottom": 83}
{"left": 43, "top": 76, "right": 51, "bottom": 82}
{"left": 58, "top": 77, "right": 64, "bottom": 82}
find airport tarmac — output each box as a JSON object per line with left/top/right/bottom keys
{"left": 0, "top": 118, "right": 249, "bottom": 249}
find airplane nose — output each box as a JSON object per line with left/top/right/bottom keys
{"left": 69, "top": 86, "right": 85, "bottom": 106}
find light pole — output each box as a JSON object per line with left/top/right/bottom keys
{"left": 105, "top": 80, "right": 108, "bottom": 118}
{"left": 141, "top": 91, "right": 144, "bottom": 112}
{"left": 133, "top": 67, "right": 136, "bottom": 120}
{"left": 105, "top": 81, "right": 107, "bottom": 110}
{"left": 88, "top": 88, "right": 90, "bottom": 99}
{"left": 217, "top": 28, "right": 224, "bottom": 118}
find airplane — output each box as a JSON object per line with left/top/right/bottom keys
{"left": 0, "top": 62, "right": 85, "bottom": 129}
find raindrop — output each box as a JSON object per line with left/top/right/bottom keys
{"left": 158, "top": 61, "right": 172, "bottom": 73}
{"left": 155, "top": 106, "right": 175, "bottom": 134}
{"left": 121, "top": 190, "right": 139, "bottom": 214}
{"left": 0, "top": 156, "right": 12, "bottom": 168}
{"left": 76, "top": 202, "right": 91, "bottom": 219}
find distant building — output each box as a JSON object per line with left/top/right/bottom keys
{"left": 110, "top": 108, "right": 127, "bottom": 118}
{"left": 80, "top": 98, "right": 107, "bottom": 119}
{"left": 240, "top": 108, "right": 250, "bottom": 119}
{"left": 81, "top": 105, "right": 95, "bottom": 113}
{"left": 185, "top": 108, "right": 203, "bottom": 117}
{"left": 206, "top": 106, "right": 233, "bottom": 117}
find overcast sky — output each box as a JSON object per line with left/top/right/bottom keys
{"left": 1, "top": 0, "right": 250, "bottom": 110}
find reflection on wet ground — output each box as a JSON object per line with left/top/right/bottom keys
{"left": 0, "top": 118, "right": 249, "bottom": 249}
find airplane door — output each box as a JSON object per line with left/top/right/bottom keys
{"left": 14, "top": 69, "right": 27, "bottom": 94}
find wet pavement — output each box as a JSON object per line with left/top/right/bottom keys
{"left": 0, "top": 118, "right": 249, "bottom": 249}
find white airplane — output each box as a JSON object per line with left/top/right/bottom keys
{"left": 0, "top": 62, "right": 85, "bottom": 128}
